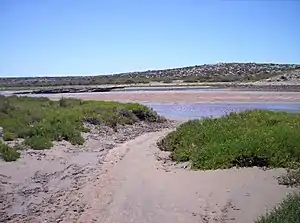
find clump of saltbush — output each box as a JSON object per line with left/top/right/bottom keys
{"left": 24, "top": 136, "right": 53, "bottom": 150}
{"left": 158, "top": 110, "right": 300, "bottom": 170}
{"left": 157, "top": 109, "right": 300, "bottom": 222}
{"left": 0, "top": 96, "right": 163, "bottom": 161}
{"left": 0, "top": 141, "right": 20, "bottom": 162}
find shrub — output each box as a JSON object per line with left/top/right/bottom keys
{"left": 158, "top": 110, "right": 300, "bottom": 170}
{"left": 255, "top": 193, "right": 300, "bottom": 223}
{"left": 0, "top": 96, "right": 162, "bottom": 160}
{"left": 132, "top": 108, "right": 159, "bottom": 122}
{"left": 64, "top": 131, "right": 84, "bottom": 145}
{"left": 118, "top": 109, "right": 139, "bottom": 124}
{"left": 24, "top": 136, "right": 53, "bottom": 150}
{"left": 3, "top": 131, "right": 16, "bottom": 141}
{"left": 0, "top": 142, "right": 20, "bottom": 161}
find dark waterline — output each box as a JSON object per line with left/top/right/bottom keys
{"left": 143, "top": 102, "right": 300, "bottom": 120}
{"left": 116, "top": 86, "right": 228, "bottom": 92}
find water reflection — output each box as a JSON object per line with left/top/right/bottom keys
{"left": 144, "top": 102, "right": 300, "bottom": 120}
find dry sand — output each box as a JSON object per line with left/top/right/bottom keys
{"left": 0, "top": 122, "right": 173, "bottom": 223}
{"left": 1, "top": 125, "right": 297, "bottom": 223}
{"left": 78, "top": 130, "right": 296, "bottom": 223}
{"left": 38, "top": 90, "right": 300, "bottom": 103}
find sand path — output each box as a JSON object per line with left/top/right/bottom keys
{"left": 78, "top": 129, "right": 296, "bottom": 223}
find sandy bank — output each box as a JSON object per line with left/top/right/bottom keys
{"left": 0, "top": 122, "right": 173, "bottom": 223}
{"left": 78, "top": 129, "right": 297, "bottom": 223}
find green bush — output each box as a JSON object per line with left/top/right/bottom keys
{"left": 255, "top": 193, "right": 300, "bottom": 223}
{"left": 0, "top": 96, "right": 162, "bottom": 159}
{"left": 25, "top": 135, "right": 53, "bottom": 150}
{"left": 3, "top": 131, "right": 16, "bottom": 141}
{"left": 64, "top": 131, "right": 84, "bottom": 145}
{"left": 0, "top": 141, "right": 20, "bottom": 161}
{"left": 158, "top": 110, "right": 300, "bottom": 170}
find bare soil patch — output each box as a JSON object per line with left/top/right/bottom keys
{"left": 0, "top": 122, "right": 173, "bottom": 223}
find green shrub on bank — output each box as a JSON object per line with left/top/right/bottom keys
{"left": 0, "top": 141, "right": 20, "bottom": 161}
{"left": 0, "top": 96, "right": 162, "bottom": 160}
{"left": 158, "top": 110, "right": 300, "bottom": 170}
{"left": 3, "top": 131, "right": 16, "bottom": 141}
{"left": 255, "top": 193, "right": 300, "bottom": 223}
{"left": 24, "top": 136, "right": 53, "bottom": 150}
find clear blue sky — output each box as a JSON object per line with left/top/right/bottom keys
{"left": 0, "top": 0, "right": 299, "bottom": 77}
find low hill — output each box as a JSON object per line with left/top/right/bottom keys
{"left": 0, "top": 63, "right": 299, "bottom": 88}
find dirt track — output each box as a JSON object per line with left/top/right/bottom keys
{"left": 0, "top": 122, "right": 172, "bottom": 223}
{"left": 78, "top": 130, "right": 295, "bottom": 223}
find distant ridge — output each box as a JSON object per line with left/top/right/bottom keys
{"left": 1, "top": 63, "right": 299, "bottom": 87}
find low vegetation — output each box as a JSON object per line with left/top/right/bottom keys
{"left": 158, "top": 109, "right": 300, "bottom": 222}
{"left": 255, "top": 193, "right": 300, "bottom": 223}
{"left": 0, "top": 95, "right": 162, "bottom": 161}
{"left": 0, "top": 141, "right": 20, "bottom": 161}
{"left": 158, "top": 110, "right": 300, "bottom": 170}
